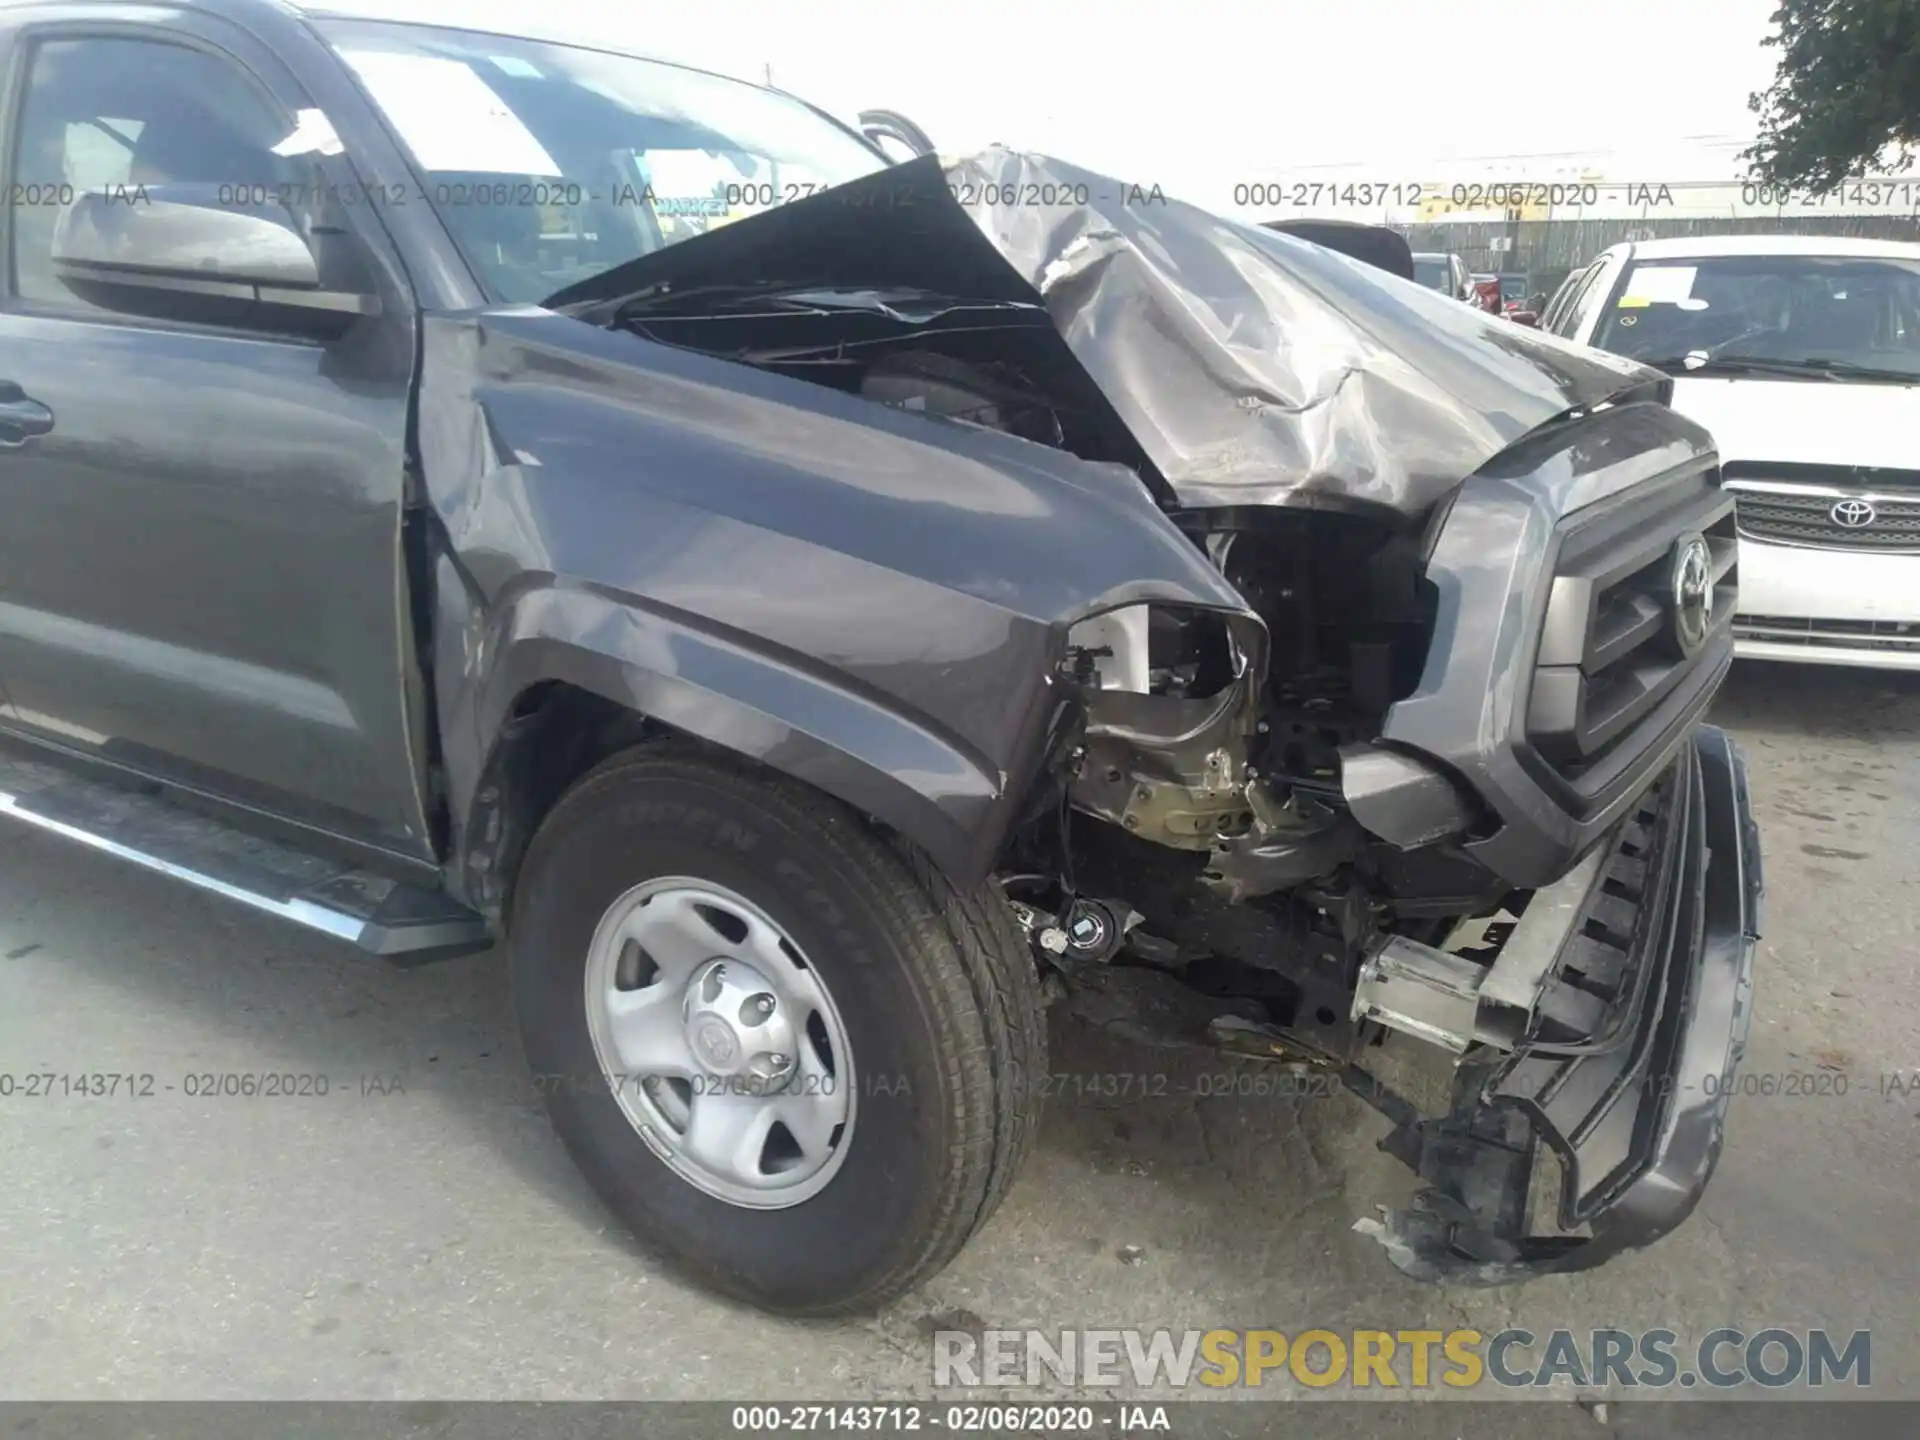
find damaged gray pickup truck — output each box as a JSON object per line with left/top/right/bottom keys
{"left": 0, "top": 0, "right": 1761, "bottom": 1315}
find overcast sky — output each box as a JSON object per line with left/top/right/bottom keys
{"left": 354, "top": 0, "right": 1788, "bottom": 206}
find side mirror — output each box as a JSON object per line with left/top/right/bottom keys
{"left": 857, "top": 109, "right": 936, "bottom": 161}
{"left": 51, "top": 185, "right": 379, "bottom": 338}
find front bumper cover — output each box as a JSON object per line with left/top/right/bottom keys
{"left": 1357, "top": 724, "right": 1762, "bottom": 1283}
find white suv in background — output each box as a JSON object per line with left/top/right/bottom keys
{"left": 1543, "top": 235, "right": 1920, "bottom": 670}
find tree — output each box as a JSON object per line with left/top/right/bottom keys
{"left": 1745, "top": 0, "right": 1920, "bottom": 191}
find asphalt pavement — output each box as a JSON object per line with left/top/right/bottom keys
{"left": 0, "top": 661, "right": 1914, "bottom": 1422}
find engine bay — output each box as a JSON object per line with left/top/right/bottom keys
{"left": 1011, "top": 509, "right": 1508, "bottom": 1059}
{"left": 608, "top": 283, "right": 1163, "bottom": 484}
{"left": 607, "top": 283, "right": 1531, "bottom": 1058}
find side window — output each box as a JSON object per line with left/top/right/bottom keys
{"left": 1548, "top": 262, "right": 1605, "bottom": 337}
{"left": 8, "top": 36, "right": 293, "bottom": 310}
{"left": 1538, "top": 269, "right": 1582, "bottom": 332}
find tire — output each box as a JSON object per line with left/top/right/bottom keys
{"left": 508, "top": 742, "right": 1045, "bottom": 1316}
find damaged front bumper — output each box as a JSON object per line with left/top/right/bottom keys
{"left": 1355, "top": 724, "right": 1762, "bottom": 1282}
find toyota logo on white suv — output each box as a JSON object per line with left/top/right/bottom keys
{"left": 1830, "top": 498, "right": 1878, "bottom": 529}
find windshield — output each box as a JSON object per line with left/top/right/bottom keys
{"left": 319, "top": 20, "right": 888, "bottom": 304}
{"left": 1590, "top": 253, "right": 1920, "bottom": 381}
{"left": 1413, "top": 258, "right": 1449, "bottom": 290}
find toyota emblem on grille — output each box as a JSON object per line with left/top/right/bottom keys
{"left": 1830, "top": 498, "right": 1878, "bottom": 529}
{"left": 1669, "top": 532, "right": 1714, "bottom": 656}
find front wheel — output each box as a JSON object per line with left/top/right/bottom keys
{"left": 508, "top": 744, "right": 1045, "bottom": 1316}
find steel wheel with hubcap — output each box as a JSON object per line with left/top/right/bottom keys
{"left": 583, "top": 877, "right": 855, "bottom": 1207}
{"left": 509, "top": 743, "right": 1046, "bottom": 1315}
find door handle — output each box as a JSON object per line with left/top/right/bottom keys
{"left": 0, "top": 382, "right": 54, "bottom": 447}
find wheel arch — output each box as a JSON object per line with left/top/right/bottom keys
{"left": 448, "top": 588, "right": 1022, "bottom": 924}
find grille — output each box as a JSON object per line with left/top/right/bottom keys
{"left": 1527, "top": 474, "right": 1738, "bottom": 791}
{"left": 1735, "top": 614, "right": 1920, "bottom": 654}
{"left": 1723, "top": 461, "right": 1920, "bottom": 553}
{"left": 1730, "top": 489, "right": 1920, "bottom": 552}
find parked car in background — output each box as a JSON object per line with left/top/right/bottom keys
{"left": 1413, "top": 249, "right": 1471, "bottom": 300}
{"left": 1544, "top": 235, "right": 1920, "bottom": 669}
{"left": 1495, "top": 272, "right": 1532, "bottom": 311}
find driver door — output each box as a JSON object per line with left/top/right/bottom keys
{"left": 0, "top": 12, "right": 435, "bottom": 859}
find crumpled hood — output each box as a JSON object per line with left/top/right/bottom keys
{"left": 548, "top": 149, "right": 1666, "bottom": 516}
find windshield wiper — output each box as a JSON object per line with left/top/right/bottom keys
{"left": 1641, "top": 355, "right": 1837, "bottom": 380}
{"left": 553, "top": 279, "right": 789, "bottom": 325}
{"left": 1641, "top": 354, "right": 1920, "bottom": 383}
{"left": 560, "top": 282, "right": 1033, "bottom": 331}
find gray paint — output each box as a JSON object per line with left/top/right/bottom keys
{"left": 415, "top": 309, "right": 1254, "bottom": 891}
{"left": 1382, "top": 399, "right": 1732, "bottom": 886}
{"left": 0, "top": 0, "right": 436, "bottom": 859}
{"left": 0, "top": 0, "right": 1776, "bottom": 1299}
{"left": 1336, "top": 743, "right": 1478, "bottom": 849}
{"left": 1358, "top": 725, "right": 1763, "bottom": 1282}
{"left": 0, "top": 0, "right": 1740, "bottom": 914}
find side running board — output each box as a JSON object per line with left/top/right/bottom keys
{"left": 0, "top": 751, "right": 492, "bottom": 964}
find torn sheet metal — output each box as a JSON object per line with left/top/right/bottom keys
{"left": 549, "top": 149, "right": 1664, "bottom": 518}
